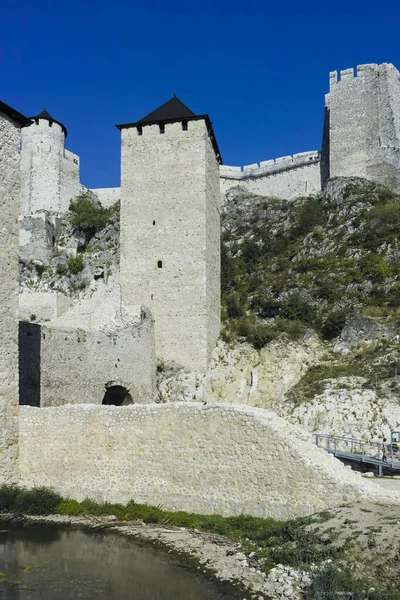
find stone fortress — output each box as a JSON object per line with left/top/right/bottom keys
{"left": 1, "top": 62, "right": 400, "bottom": 519}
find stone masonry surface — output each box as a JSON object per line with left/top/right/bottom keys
{"left": 326, "top": 63, "right": 400, "bottom": 189}
{"left": 20, "top": 119, "right": 82, "bottom": 215}
{"left": 38, "top": 314, "right": 156, "bottom": 406}
{"left": 120, "top": 119, "right": 220, "bottom": 371}
{"left": 18, "top": 403, "right": 391, "bottom": 520}
{"left": 0, "top": 112, "right": 20, "bottom": 483}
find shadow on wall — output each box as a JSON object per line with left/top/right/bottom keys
{"left": 102, "top": 385, "right": 133, "bottom": 406}
{"left": 19, "top": 321, "right": 41, "bottom": 407}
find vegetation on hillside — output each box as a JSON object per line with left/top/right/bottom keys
{"left": 221, "top": 179, "right": 400, "bottom": 348}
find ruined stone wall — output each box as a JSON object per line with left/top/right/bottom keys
{"left": 0, "top": 112, "right": 20, "bottom": 483}
{"left": 19, "top": 313, "right": 157, "bottom": 407}
{"left": 326, "top": 63, "right": 400, "bottom": 189}
{"left": 220, "top": 152, "right": 322, "bottom": 200}
{"left": 120, "top": 119, "right": 220, "bottom": 371}
{"left": 18, "top": 403, "right": 386, "bottom": 519}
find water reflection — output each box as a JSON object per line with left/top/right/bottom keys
{"left": 0, "top": 521, "right": 237, "bottom": 599}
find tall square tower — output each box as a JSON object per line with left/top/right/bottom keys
{"left": 117, "top": 96, "right": 221, "bottom": 371}
{"left": 324, "top": 63, "right": 400, "bottom": 189}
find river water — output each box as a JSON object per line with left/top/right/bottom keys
{"left": 0, "top": 521, "right": 237, "bottom": 599}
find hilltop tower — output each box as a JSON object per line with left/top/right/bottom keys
{"left": 323, "top": 63, "right": 400, "bottom": 189}
{"left": 19, "top": 109, "right": 82, "bottom": 262}
{"left": 117, "top": 95, "right": 221, "bottom": 371}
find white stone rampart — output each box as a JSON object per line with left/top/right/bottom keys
{"left": 91, "top": 187, "right": 121, "bottom": 208}
{"left": 120, "top": 119, "right": 220, "bottom": 371}
{"left": 0, "top": 111, "right": 20, "bottom": 483}
{"left": 18, "top": 403, "right": 387, "bottom": 519}
{"left": 326, "top": 63, "right": 400, "bottom": 189}
{"left": 220, "top": 151, "right": 322, "bottom": 199}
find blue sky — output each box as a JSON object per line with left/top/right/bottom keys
{"left": 2, "top": 0, "right": 400, "bottom": 188}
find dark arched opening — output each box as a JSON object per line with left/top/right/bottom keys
{"left": 102, "top": 385, "right": 133, "bottom": 406}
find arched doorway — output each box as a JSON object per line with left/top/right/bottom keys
{"left": 102, "top": 385, "right": 133, "bottom": 406}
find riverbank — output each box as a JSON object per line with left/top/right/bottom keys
{"left": 1, "top": 512, "right": 309, "bottom": 600}
{"left": 1, "top": 486, "right": 399, "bottom": 599}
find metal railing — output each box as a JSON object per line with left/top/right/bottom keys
{"left": 314, "top": 433, "right": 400, "bottom": 475}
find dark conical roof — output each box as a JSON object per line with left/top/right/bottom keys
{"left": 116, "top": 94, "right": 222, "bottom": 164}
{"left": 27, "top": 107, "right": 67, "bottom": 136}
{"left": 138, "top": 95, "right": 196, "bottom": 123}
{"left": 37, "top": 108, "right": 54, "bottom": 120}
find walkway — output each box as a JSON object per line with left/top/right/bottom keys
{"left": 314, "top": 433, "right": 400, "bottom": 476}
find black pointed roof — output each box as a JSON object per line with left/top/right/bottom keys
{"left": 138, "top": 95, "right": 196, "bottom": 123}
{"left": 116, "top": 95, "right": 222, "bottom": 163}
{"left": 26, "top": 107, "right": 67, "bottom": 137}
{"left": 0, "top": 100, "right": 31, "bottom": 125}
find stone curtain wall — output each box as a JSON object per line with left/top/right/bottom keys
{"left": 220, "top": 152, "right": 322, "bottom": 200}
{"left": 19, "top": 403, "right": 385, "bottom": 520}
{"left": 0, "top": 112, "right": 20, "bottom": 483}
{"left": 327, "top": 63, "right": 400, "bottom": 190}
{"left": 120, "top": 120, "right": 220, "bottom": 371}
{"left": 39, "top": 315, "right": 156, "bottom": 406}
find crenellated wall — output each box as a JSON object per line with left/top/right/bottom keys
{"left": 18, "top": 403, "right": 389, "bottom": 519}
{"left": 220, "top": 151, "right": 322, "bottom": 199}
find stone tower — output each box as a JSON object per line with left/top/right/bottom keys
{"left": 19, "top": 109, "right": 82, "bottom": 262}
{"left": 0, "top": 101, "right": 28, "bottom": 483}
{"left": 323, "top": 63, "right": 400, "bottom": 189}
{"left": 117, "top": 95, "right": 221, "bottom": 371}
{"left": 20, "top": 109, "right": 69, "bottom": 215}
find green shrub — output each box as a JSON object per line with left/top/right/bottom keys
{"left": 294, "top": 198, "right": 326, "bottom": 237}
{"left": 281, "top": 293, "right": 315, "bottom": 325}
{"left": 364, "top": 201, "right": 400, "bottom": 249}
{"left": 241, "top": 238, "right": 263, "bottom": 264}
{"left": 14, "top": 487, "right": 62, "bottom": 515}
{"left": 322, "top": 310, "right": 347, "bottom": 340}
{"left": 0, "top": 484, "right": 21, "bottom": 512}
{"left": 67, "top": 255, "right": 84, "bottom": 274}
{"left": 236, "top": 316, "right": 253, "bottom": 338}
{"left": 256, "top": 298, "right": 281, "bottom": 318}
{"left": 359, "top": 253, "right": 390, "bottom": 283}
{"left": 221, "top": 244, "right": 236, "bottom": 294}
{"left": 248, "top": 324, "right": 274, "bottom": 349}
{"left": 315, "top": 279, "right": 339, "bottom": 302}
{"left": 0, "top": 485, "right": 61, "bottom": 515}
{"left": 35, "top": 264, "right": 46, "bottom": 277}
{"left": 69, "top": 193, "right": 113, "bottom": 240}
{"left": 226, "top": 296, "right": 244, "bottom": 318}
{"left": 56, "top": 263, "right": 68, "bottom": 276}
